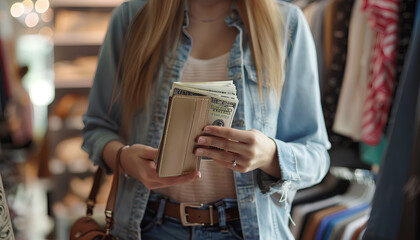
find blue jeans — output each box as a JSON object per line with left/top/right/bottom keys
{"left": 141, "top": 193, "right": 243, "bottom": 240}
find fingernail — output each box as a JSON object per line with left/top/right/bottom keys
{"left": 196, "top": 149, "right": 204, "bottom": 155}
{"left": 203, "top": 127, "right": 211, "bottom": 133}
{"left": 197, "top": 137, "right": 205, "bottom": 144}
{"left": 198, "top": 172, "right": 202, "bottom": 178}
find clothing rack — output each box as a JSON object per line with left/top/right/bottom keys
{"left": 288, "top": 0, "right": 420, "bottom": 238}
{"left": 328, "top": 167, "right": 375, "bottom": 186}
{"left": 290, "top": 170, "right": 374, "bottom": 240}
{"left": 293, "top": 0, "right": 418, "bottom": 172}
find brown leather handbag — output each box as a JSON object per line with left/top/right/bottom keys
{"left": 69, "top": 146, "right": 126, "bottom": 240}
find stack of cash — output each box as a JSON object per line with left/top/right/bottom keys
{"left": 169, "top": 81, "right": 239, "bottom": 128}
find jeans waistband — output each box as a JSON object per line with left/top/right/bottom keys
{"left": 147, "top": 191, "right": 239, "bottom": 228}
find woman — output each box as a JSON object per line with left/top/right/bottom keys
{"left": 82, "top": 0, "right": 331, "bottom": 239}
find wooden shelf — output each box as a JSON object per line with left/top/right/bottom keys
{"left": 49, "top": 2, "right": 113, "bottom": 239}
{"left": 54, "top": 78, "right": 93, "bottom": 88}
{"left": 50, "top": 0, "right": 124, "bottom": 8}
{"left": 54, "top": 32, "right": 105, "bottom": 46}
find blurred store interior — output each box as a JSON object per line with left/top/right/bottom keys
{"left": 0, "top": 0, "right": 123, "bottom": 239}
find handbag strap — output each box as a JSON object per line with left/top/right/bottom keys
{"left": 105, "top": 145, "right": 128, "bottom": 234}
{"left": 86, "top": 167, "right": 104, "bottom": 216}
{"left": 85, "top": 145, "right": 128, "bottom": 235}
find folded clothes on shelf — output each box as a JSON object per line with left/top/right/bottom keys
{"left": 54, "top": 56, "right": 98, "bottom": 83}
{"left": 54, "top": 10, "right": 111, "bottom": 34}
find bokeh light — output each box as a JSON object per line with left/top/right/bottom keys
{"left": 22, "top": 0, "right": 34, "bottom": 14}
{"left": 41, "top": 8, "right": 53, "bottom": 22}
{"left": 35, "top": 0, "right": 49, "bottom": 14}
{"left": 29, "top": 80, "right": 55, "bottom": 105}
{"left": 10, "top": 2, "right": 25, "bottom": 18}
{"left": 25, "top": 12, "right": 39, "bottom": 28}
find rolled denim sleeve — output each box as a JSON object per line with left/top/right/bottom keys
{"left": 258, "top": 5, "right": 331, "bottom": 194}
{"left": 82, "top": 2, "right": 135, "bottom": 172}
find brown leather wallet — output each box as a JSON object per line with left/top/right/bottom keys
{"left": 147, "top": 201, "right": 240, "bottom": 226}
{"left": 155, "top": 95, "right": 211, "bottom": 177}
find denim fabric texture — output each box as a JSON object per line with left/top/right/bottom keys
{"left": 82, "top": 0, "right": 330, "bottom": 239}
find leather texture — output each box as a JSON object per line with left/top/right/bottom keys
{"left": 147, "top": 201, "right": 240, "bottom": 225}
{"left": 69, "top": 217, "right": 111, "bottom": 240}
{"left": 155, "top": 95, "right": 210, "bottom": 177}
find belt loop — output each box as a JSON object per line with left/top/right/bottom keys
{"left": 156, "top": 197, "right": 167, "bottom": 225}
{"left": 209, "top": 205, "right": 214, "bottom": 226}
{"left": 214, "top": 201, "right": 227, "bottom": 231}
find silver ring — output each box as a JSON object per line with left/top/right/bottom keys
{"left": 232, "top": 155, "right": 237, "bottom": 167}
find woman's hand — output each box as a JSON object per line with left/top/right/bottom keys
{"left": 120, "top": 144, "right": 200, "bottom": 189}
{"left": 194, "top": 126, "right": 281, "bottom": 178}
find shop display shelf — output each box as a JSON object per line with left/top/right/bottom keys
{"left": 50, "top": 0, "right": 124, "bottom": 8}
{"left": 54, "top": 33, "right": 105, "bottom": 47}
{"left": 54, "top": 77, "right": 93, "bottom": 89}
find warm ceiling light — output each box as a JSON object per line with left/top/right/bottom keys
{"left": 41, "top": 8, "right": 53, "bottom": 22}
{"left": 10, "top": 2, "right": 25, "bottom": 18}
{"left": 22, "top": 0, "right": 34, "bottom": 14}
{"left": 25, "top": 12, "right": 39, "bottom": 28}
{"left": 35, "top": 0, "right": 49, "bottom": 14}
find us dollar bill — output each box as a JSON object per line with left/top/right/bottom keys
{"left": 172, "top": 81, "right": 237, "bottom": 97}
{"left": 170, "top": 83, "right": 238, "bottom": 128}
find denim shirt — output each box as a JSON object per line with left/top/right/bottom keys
{"left": 82, "top": 0, "right": 331, "bottom": 239}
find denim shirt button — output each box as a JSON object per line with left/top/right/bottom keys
{"left": 246, "top": 196, "right": 255, "bottom": 203}
{"left": 239, "top": 119, "right": 245, "bottom": 127}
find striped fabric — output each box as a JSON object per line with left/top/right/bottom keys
{"left": 361, "top": 0, "right": 399, "bottom": 146}
{"left": 181, "top": 51, "right": 230, "bottom": 83}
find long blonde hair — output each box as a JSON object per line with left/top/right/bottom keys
{"left": 115, "top": 0, "right": 284, "bottom": 122}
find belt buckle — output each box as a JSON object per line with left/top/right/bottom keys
{"left": 179, "top": 203, "right": 205, "bottom": 226}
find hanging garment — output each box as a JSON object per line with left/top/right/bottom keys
{"left": 315, "top": 203, "right": 370, "bottom": 240}
{"left": 363, "top": 14, "right": 420, "bottom": 240}
{"left": 322, "top": 1, "right": 335, "bottom": 75}
{"left": 301, "top": 205, "right": 348, "bottom": 240}
{"left": 416, "top": 0, "right": 420, "bottom": 28}
{"left": 360, "top": 136, "right": 386, "bottom": 166}
{"left": 329, "top": 209, "right": 370, "bottom": 240}
{"left": 343, "top": 215, "right": 369, "bottom": 240}
{"left": 321, "top": 0, "right": 356, "bottom": 145}
{"left": 333, "top": 0, "right": 374, "bottom": 141}
{"left": 309, "top": 0, "right": 331, "bottom": 93}
{"left": 321, "top": 0, "right": 371, "bottom": 169}
{"left": 351, "top": 222, "right": 367, "bottom": 240}
{"left": 358, "top": 229, "right": 366, "bottom": 240}
{"left": 385, "top": 0, "right": 418, "bottom": 134}
{"left": 361, "top": 0, "right": 399, "bottom": 146}
{"left": 291, "top": 195, "right": 343, "bottom": 239}
{"left": 292, "top": 175, "right": 375, "bottom": 239}
{"left": 396, "top": 82, "right": 420, "bottom": 240}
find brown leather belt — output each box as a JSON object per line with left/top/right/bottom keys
{"left": 147, "top": 201, "right": 240, "bottom": 226}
